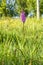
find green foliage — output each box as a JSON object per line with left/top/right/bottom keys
{"left": 1, "top": 0, "right": 7, "bottom": 16}
{"left": 40, "top": 0, "right": 43, "bottom": 14}
{"left": 0, "top": 0, "right": 43, "bottom": 16}
{"left": 0, "top": 0, "right": 15, "bottom": 17}
{"left": 0, "top": 18, "right": 43, "bottom": 65}
{"left": 6, "top": 0, "right": 16, "bottom": 17}
{"left": 15, "top": 0, "right": 36, "bottom": 15}
{"left": 16, "top": 0, "right": 43, "bottom": 15}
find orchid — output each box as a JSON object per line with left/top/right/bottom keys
{"left": 20, "top": 10, "right": 26, "bottom": 47}
{"left": 20, "top": 10, "right": 26, "bottom": 23}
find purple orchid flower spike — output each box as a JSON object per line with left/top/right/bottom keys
{"left": 20, "top": 10, "right": 26, "bottom": 23}
{"left": 20, "top": 10, "right": 26, "bottom": 47}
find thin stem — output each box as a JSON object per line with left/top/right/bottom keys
{"left": 23, "top": 22, "right": 25, "bottom": 35}
{"left": 29, "top": 59, "right": 32, "bottom": 65}
{"left": 22, "top": 22, "right": 25, "bottom": 47}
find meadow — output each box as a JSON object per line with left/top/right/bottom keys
{"left": 0, "top": 17, "right": 43, "bottom": 65}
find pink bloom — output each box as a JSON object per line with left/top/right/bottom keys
{"left": 20, "top": 11, "right": 26, "bottom": 23}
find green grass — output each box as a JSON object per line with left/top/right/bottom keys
{"left": 0, "top": 17, "right": 43, "bottom": 65}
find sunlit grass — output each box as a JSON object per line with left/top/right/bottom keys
{"left": 0, "top": 17, "right": 43, "bottom": 65}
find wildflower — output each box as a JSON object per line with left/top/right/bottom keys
{"left": 20, "top": 10, "right": 26, "bottom": 23}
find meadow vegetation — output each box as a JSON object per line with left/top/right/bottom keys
{"left": 0, "top": 17, "right": 43, "bottom": 65}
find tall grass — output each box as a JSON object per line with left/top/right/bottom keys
{"left": 0, "top": 17, "right": 43, "bottom": 65}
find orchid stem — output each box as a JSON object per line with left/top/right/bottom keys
{"left": 23, "top": 22, "right": 25, "bottom": 46}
